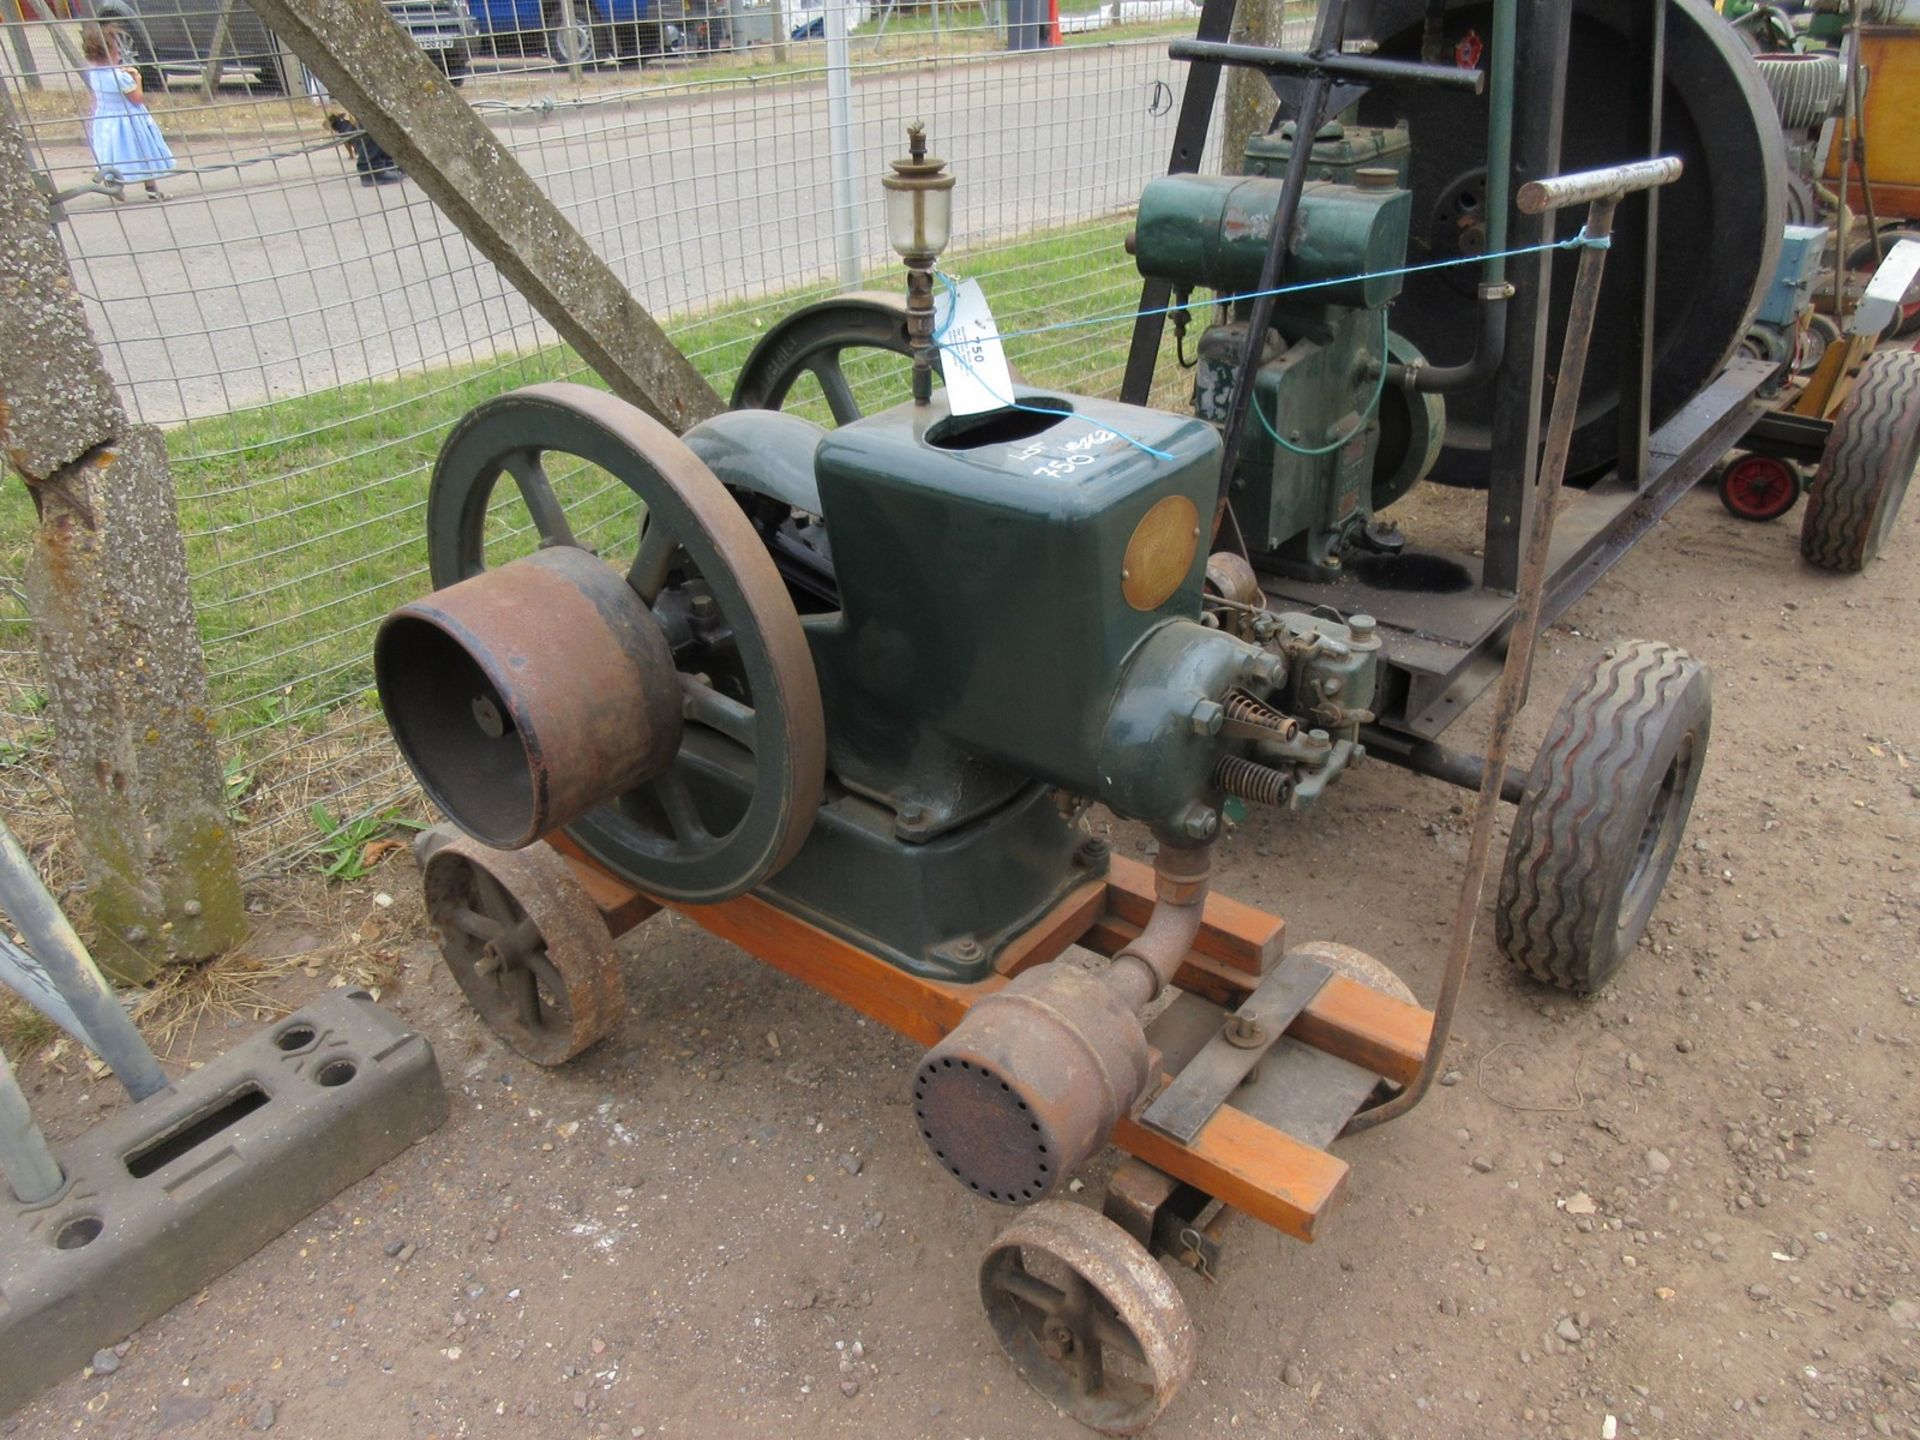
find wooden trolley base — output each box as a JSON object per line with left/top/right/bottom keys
{"left": 548, "top": 835, "right": 1434, "bottom": 1245}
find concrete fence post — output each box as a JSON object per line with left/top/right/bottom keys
{"left": 825, "top": 0, "right": 862, "bottom": 288}
{"left": 0, "top": 98, "right": 247, "bottom": 983}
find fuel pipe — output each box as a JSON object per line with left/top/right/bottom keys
{"left": 1388, "top": 0, "right": 1516, "bottom": 396}
{"left": 1343, "top": 155, "right": 1682, "bottom": 1136}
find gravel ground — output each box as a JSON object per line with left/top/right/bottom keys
{"left": 6, "top": 477, "right": 1919, "bottom": 1440}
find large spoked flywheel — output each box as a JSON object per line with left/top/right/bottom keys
{"left": 731, "top": 291, "right": 931, "bottom": 425}
{"left": 1361, "top": 0, "right": 1785, "bottom": 482}
{"left": 424, "top": 383, "right": 826, "bottom": 904}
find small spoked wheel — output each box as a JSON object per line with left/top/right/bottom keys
{"left": 730, "top": 292, "right": 937, "bottom": 425}
{"left": 1715, "top": 451, "right": 1801, "bottom": 523}
{"left": 1496, "top": 641, "right": 1712, "bottom": 995}
{"left": 980, "top": 1201, "right": 1195, "bottom": 1435}
{"left": 424, "top": 834, "right": 625, "bottom": 1065}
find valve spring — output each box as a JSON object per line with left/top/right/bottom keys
{"left": 1224, "top": 689, "right": 1299, "bottom": 741}
{"left": 1214, "top": 754, "right": 1292, "bottom": 808}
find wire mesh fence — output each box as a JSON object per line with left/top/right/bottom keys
{"left": 0, "top": 0, "right": 1307, "bottom": 876}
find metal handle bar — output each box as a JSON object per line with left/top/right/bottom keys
{"left": 1517, "top": 156, "right": 1683, "bottom": 214}
{"left": 1166, "top": 39, "right": 1485, "bottom": 94}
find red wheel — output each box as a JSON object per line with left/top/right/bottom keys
{"left": 1716, "top": 452, "right": 1800, "bottom": 523}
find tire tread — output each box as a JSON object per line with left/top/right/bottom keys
{"left": 1801, "top": 349, "right": 1920, "bottom": 573}
{"left": 1496, "top": 641, "right": 1706, "bottom": 993}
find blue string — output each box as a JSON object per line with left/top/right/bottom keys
{"left": 936, "top": 227, "right": 1610, "bottom": 348}
{"left": 922, "top": 226, "right": 1611, "bottom": 467}
{"left": 1251, "top": 308, "right": 1393, "bottom": 457}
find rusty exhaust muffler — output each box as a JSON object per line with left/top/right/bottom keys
{"left": 913, "top": 844, "right": 1211, "bottom": 1204}
{"left": 375, "top": 547, "right": 684, "bottom": 849}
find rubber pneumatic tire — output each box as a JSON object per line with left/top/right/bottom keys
{"left": 1496, "top": 641, "right": 1712, "bottom": 995}
{"left": 1800, "top": 347, "right": 1920, "bottom": 573}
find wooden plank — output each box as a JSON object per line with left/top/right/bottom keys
{"left": 539, "top": 841, "right": 1355, "bottom": 1242}
{"left": 1082, "top": 916, "right": 1258, "bottom": 1007}
{"left": 1288, "top": 974, "right": 1431, "bottom": 1090}
{"left": 1113, "top": 1101, "right": 1349, "bottom": 1243}
{"left": 547, "top": 837, "right": 662, "bottom": 936}
{"left": 673, "top": 889, "right": 989, "bottom": 1049}
{"left": 1104, "top": 854, "right": 1283, "bottom": 975}
{"left": 672, "top": 889, "right": 1348, "bottom": 1240}
{"left": 1087, "top": 916, "right": 1429, "bottom": 1088}
{"left": 993, "top": 880, "right": 1107, "bottom": 977}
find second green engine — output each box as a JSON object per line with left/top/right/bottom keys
{"left": 1133, "top": 122, "right": 1446, "bottom": 578}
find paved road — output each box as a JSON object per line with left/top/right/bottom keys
{"left": 20, "top": 42, "right": 1211, "bottom": 424}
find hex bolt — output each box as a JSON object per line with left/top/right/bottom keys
{"left": 1075, "top": 835, "right": 1113, "bottom": 868}
{"left": 1223, "top": 1012, "right": 1267, "bottom": 1049}
{"left": 1188, "top": 698, "right": 1225, "bottom": 736}
{"left": 1243, "top": 652, "right": 1285, "bottom": 688}
{"left": 1179, "top": 804, "right": 1219, "bottom": 840}
{"left": 690, "top": 593, "right": 718, "bottom": 621}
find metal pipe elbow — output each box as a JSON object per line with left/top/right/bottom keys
{"left": 1110, "top": 841, "right": 1212, "bottom": 1007}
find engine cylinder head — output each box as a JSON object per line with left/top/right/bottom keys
{"left": 913, "top": 963, "right": 1149, "bottom": 1205}
{"left": 376, "top": 547, "right": 684, "bottom": 849}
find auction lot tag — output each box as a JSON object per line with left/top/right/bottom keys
{"left": 934, "top": 279, "right": 1016, "bottom": 416}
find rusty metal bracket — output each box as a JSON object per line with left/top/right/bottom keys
{"left": 1102, "top": 1157, "right": 1226, "bottom": 1281}
{"left": 0, "top": 989, "right": 446, "bottom": 1417}
{"left": 1140, "top": 954, "right": 1331, "bottom": 1144}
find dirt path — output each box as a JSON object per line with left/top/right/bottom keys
{"left": 8, "top": 480, "right": 1919, "bottom": 1440}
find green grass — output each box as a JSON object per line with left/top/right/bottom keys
{"left": 0, "top": 215, "right": 1187, "bottom": 789}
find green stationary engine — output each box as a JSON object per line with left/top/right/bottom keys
{"left": 1132, "top": 123, "right": 1446, "bottom": 576}
{"left": 371, "top": 124, "right": 1415, "bottom": 1221}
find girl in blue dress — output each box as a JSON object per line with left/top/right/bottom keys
{"left": 81, "top": 23, "right": 174, "bottom": 201}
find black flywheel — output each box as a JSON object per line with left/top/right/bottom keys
{"left": 1360, "top": 0, "right": 1786, "bottom": 484}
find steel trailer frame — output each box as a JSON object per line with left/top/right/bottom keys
{"left": 1121, "top": 0, "right": 1778, "bottom": 762}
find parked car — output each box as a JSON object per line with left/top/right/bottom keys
{"left": 93, "top": 0, "right": 477, "bottom": 92}
{"left": 463, "top": 0, "right": 681, "bottom": 66}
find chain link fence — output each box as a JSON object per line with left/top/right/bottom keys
{"left": 0, "top": 0, "right": 1305, "bottom": 873}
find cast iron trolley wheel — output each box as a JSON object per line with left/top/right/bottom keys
{"left": 731, "top": 292, "right": 935, "bottom": 424}
{"left": 1716, "top": 452, "right": 1801, "bottom": 523}
{"left": 424, "top": 834, "right": 625, "bottom": 1065}
{"left": 980, "top": 1201, "right": 1196, "bottom": 1435}
{"left": 1495, "top": 641, "right": 1712, "bottom": 995}
{"left": 425, "top": 383, "right": 826, "bottom": 904}
{"left": 1800, "top": 348, "right": 1920, "bottom": 573}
